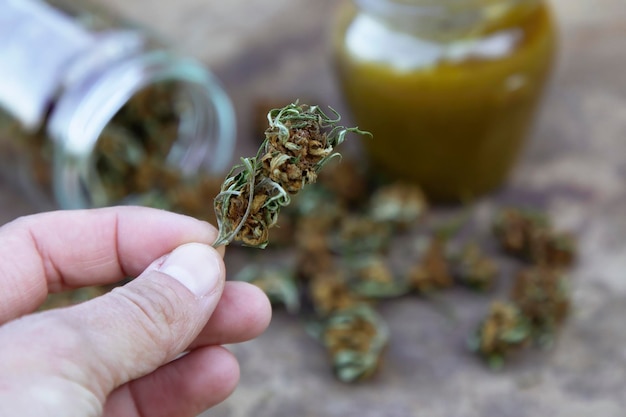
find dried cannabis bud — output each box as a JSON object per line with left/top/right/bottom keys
{"left": 510, "top": 266, "right": 570, "bottom": 343}
{"left": 308, "top": 304, "right": 389, "bottom": 383}
{"left": 330, "top": 214, "right": 393, "bottom": 255}
{"left": 369, "top": 183, "right": 428, "bottom": 229}
{"left": 493, "top": 207, "right": 577, "bottom": 267}
{"left": 234, "top": 265, "right": 300, "bottom": 314}
{"left": 493, "top": 208, "right": 546, "bottom": 249}
{"left": 469, "top": 301, "right": 532, "bottom": 369}
{"left": 318, "top": 158, "right": 369, "bottom": 206}
{"left": 451, "top": 242, "right": 500, "bottom": 291}
{"left": 308, "top": 270, "right": 363, "bottom": 317}
{"left": 94, "top": 82, "right": 184, "bottom": 206}
{"left": 297, "top": 248, "right": 337, "bottom": 282}
{"left": 295, "top": 215, "right": 338, "bottom": 281}
{"left": 292, "top": 185, "right": 347, "bottom": 228}
{"left": 213, "top": 102, "right": 369, "bottom": 248}
{"left": 527, "top": 228, "right": 577, "bottom": 269}
{"left": 407, "top": 236, "right": 454, "bottom": 294}
{"left": 345, "top": 255, "right": 411, "bottom": 299}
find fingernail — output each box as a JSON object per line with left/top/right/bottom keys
{"left": 158, "top": 243, "right": 222, "bottom": 297}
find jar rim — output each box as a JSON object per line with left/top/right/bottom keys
{"left": 49, "top": 51, "right": 235, "bottom": 209}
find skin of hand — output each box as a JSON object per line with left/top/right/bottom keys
{"left": 0, "top": 206, "right": 272, "bottom": 417}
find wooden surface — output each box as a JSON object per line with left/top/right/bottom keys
{"left": 2, "top": 1, "right": 626, "bottom": 416}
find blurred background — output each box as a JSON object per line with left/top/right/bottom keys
{"left": 1, "top": 0, "right": 626, "bottom": 416}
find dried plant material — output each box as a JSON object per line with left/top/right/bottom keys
{"left": 308, "top": 304, "right": 389, "bottom": 383}
{"left": 253, "top": 97, "right": 319, "bottom": 143}
{"left": 510, "top": 266, "right": 570, "bottom": 343}
{"left": 331, "top": 214, "right": 393, "bottom": 254}
{"left": 296, "top": 249, "right": 337, "bottom": 282}
{"left": 318, "top": 158, "right": 369, "bottom": 206}
{"left": 295, "top": 216, "right": 335, "bottom": 252}
{"left": 294, "top": 215, "right": 338, "bottom": 281}
{"left": 493, "top": 207, "right": 577, "bottom": 267}
{"left": 1, "top": 80, "right": 227, "bottom": 216}
{"left": 527, "top": 229, "right": 577, "bottom": 269}
{"left": 94, "top": 82, "right": 182, "bottom": 205}
{"left": 346, "top": 255, "right": 411, "bottom": 299}
{"left": 493, "top": 208, "right": 548, "bottom": 252}
{"left": 213, "top": 102, "right": 370, "bottom": 248}
{"left": 129, "top": 175, "right": 223, "bottom": 224}
{"left": 0, "top": 78, "right": 106, "bottom": 204}
{"left": 253, "top": 98, "right": 290, "bottom": 142}
{"left": 451, "top": 242, "right": 500, "bottom": 291}
{"left": 369, "top": 183, "right": 428, "bottom": 229}
{"left": 209, "top": 174, "right": 580, "bottom": 377}
{"left": 293, "top": 186, "right": 347, "bottom": 227}
{"left": 168, "top": 176, "right": 224, "bottom": 224}
{"left": 258, "top": 171, "right": 343, "bottom": 249}
{"left": 308, "top": 270, "right": 362, "bottom": 317}
{"left": 407, "top": 236, "right": 454, "bottom": 293}
{"left": 0, "top": 106, "right": 54, "bottom": 204}
{"left": 234, "top": 265, "right": 300, "bottom": 314}
{"left": 262, "top": 212, "right": 298, "bottom": 248}
{"left": 469, "top": 301, "right": 532, "bottom": 369}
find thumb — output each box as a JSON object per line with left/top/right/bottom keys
{"left": 64, "top": 242, "right": 226, "bottom": 396}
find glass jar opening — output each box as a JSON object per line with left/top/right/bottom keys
{"left": 50, "top": 51, "right": 235, "bottom": 209}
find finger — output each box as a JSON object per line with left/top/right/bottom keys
{"left": 0, "top": 206, "right": 220, "bottom": 322}
{"left": 0, "top": 243, "right": 229, "bottom": 401}
{"left": 102, "top": 346, "right": 239, "bottom": 417}
{"left": 190, "top": 281, "right": 271, "bottom": 348}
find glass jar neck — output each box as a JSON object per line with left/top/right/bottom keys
{"left": 354, "top": 0, "right": 539, "bottom": 39}
{"left": 49, "top": 51, "right": 235, "bottom": 209}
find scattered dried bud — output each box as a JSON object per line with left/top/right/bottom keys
{"left": 234, "top": 266, "right": 300, "bottom": 314}
{"left": 308, "top": 270, "right": 362, "bottom": 317}
{"left": 493, "top": 208, "right": 548, "bottom": 253}
{"left": 346, "top": 255, "right": 411, "bottom": 299}
{"left": 296, "top": 249, "right": 337, "bottom": 282}
{"left": 294, "top": 215, "right": 337, "bottom": 281}
{"left": 331, "top": 214, "right": 393, "bottom": 254}
{"left": 292, "top": 185, "right": 346, "bottom": 225}
{"left": 528, "top": 229, "right": 577, "bottom": 268}
{"left": 408, "top": 236, "right": 454, "bottom": 293}
{"left": 510, "top": 266, "right": 570, "bottom": 339}
{"left": 318, "top": 158, "right": 369, "bottom": 206}
{"left": 308, "top": 304, "right": 389, "bottom": 383}
{"left": 452, "top": 242, "right": 500, "bottom": 291}
{"left": 493, "top": 207, "right": 577, "bottom": 267}
{"left": 369, "top": 183, "right": 428, "bottom": 228}
{"left": 469, "top": 301, "right": 532, "bottom": 369}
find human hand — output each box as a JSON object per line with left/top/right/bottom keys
{"left": 0, "top": 206, "right": 272, "bottom": 417}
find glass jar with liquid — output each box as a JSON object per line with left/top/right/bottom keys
{"left": 333, "top": 0, "right": 557, "bottom": 201}
{"left": 0, "top": 0, "right": 235, "bottom": 219}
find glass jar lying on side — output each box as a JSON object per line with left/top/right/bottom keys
{"left": 332, "top": 0, "right": 557, "bottom": 202}
{"left": 0, "top": 0, "right": 235, "bottom": 220}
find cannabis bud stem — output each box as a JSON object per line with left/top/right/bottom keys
{"left": 212, "top": 102, "right": 370, "bottom": 248}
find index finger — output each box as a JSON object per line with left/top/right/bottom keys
{"left": 0, "top": 206, "right": 219, "bottom": 322}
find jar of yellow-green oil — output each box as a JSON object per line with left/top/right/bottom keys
{"left": 332, "top": 0, "right": 557, "bottom": 201}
